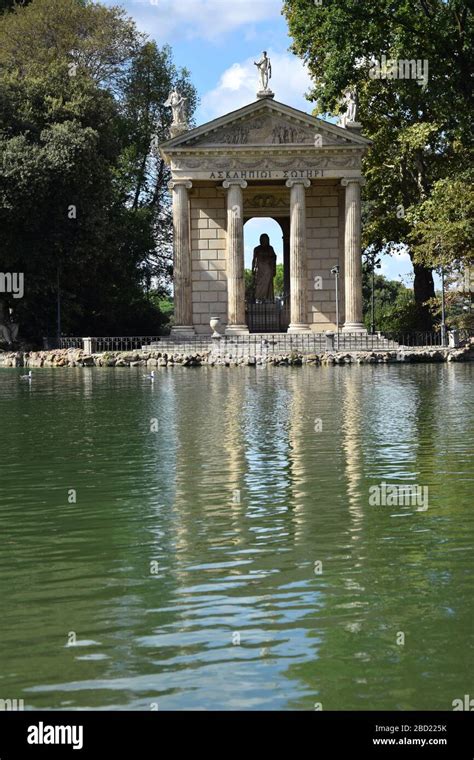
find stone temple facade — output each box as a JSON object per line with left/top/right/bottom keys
{"left": 160, "top": 95, "right": 371, "bottom": 336}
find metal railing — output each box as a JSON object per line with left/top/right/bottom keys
{"left": 58, "top": 337, "right": 83, "bottom": 349}
{"left": 383, "top": 331, "right": 443, "bottom": 347}
{"left": 245, "top": 298, "right": 290, "bottom": 333}
{"left": 59, "top": 336, "right": 162, "bottom": 352}
{"left": 56, "top": 330, "right": 471, "bottom": 356}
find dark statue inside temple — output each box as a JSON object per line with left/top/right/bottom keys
{"left": 252, "top": 233, "right": 277, "bottom": 302}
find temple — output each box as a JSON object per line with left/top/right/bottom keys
{"left": 160, "top": 91, "right": 371, "bottom": 336}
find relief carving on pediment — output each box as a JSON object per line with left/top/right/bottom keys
{"left": 189, "top": 114, "right": 351, "bottom": 147}
{"left": 198, "top": 117, "right": 266, "bottom": 145}
{"left": 270, "top": 122, "right": 314, "bottom": 144}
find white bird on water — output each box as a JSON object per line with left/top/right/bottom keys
{"left": 20, "top": 371, "right": 32, "bottom": 381}
{"left": 143, "top": 370, "right": 155, "bottom": 381}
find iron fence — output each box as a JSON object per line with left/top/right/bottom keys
{"left": 383, "top": 331, "right": 443, "bottom": 347}
{"left": 245, "top": 299, "right": 290, "bottom": 333}
{"left": 58, "top": 337, "right": 82, "bottom": 349}
{"left": 56, "top": 330, "right": 471, "bottom": 356}
{"left": 59, "top": 336, "right": 163, "bottom": 352}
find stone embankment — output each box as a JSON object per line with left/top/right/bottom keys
{"left": 0, "top": 345, "right": 472, "bottom": 368}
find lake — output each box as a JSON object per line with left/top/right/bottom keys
{"left": 0, "top": 363, "right": 472, "bottom": 710}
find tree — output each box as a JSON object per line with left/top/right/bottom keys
{"left": 274, "top": 263, "right": 285, "bottom": 298}
{"left": 0, "top": 0, "right": 138, "bottom": 89}
{"left": 283, "top": 0, "right": 473, "bottom": 329}
{"left": 116, "top": 41, "right": 197, "bottom": 291}
{"left": 0, "top": 57, "right": 124, "bottom": 338}
{"left": 408, "top": 170, "right": 474, "bottom": 272}
{"left": 362, "top": 270, "right": 418, "bottom": 332}
{"left": 0, "top": 0, "right": 197, "bottom": 342}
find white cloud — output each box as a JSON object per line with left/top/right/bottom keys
{"left": 379, "top": 248, "right": 414, "bottom": 285}
{"left": 382, "top": 249, "right": 411, "bottom": 267}
{"left": 135, "top": 0, "right": 282, "bottom": 42}
{"left": 200, "top": 51, "right": 314, "bottom": 121}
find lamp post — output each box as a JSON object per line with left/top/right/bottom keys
{"left": 331, "top": 265, "right": 340, "bottom": 348}
{"left": 56, "top": 264, "right": 61, "bottom": 349}
{"left": 363, "top": 251, "right": 381, "bottom": 335}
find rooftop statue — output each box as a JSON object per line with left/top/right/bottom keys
{"left": 165, "top": 89, "right": 188, "bottom": 136}
{"left": 339, "top": 89, "right": 358, "bottom": 127}
{"left": 254, "top": 51, "right": 274, "bottom": 98}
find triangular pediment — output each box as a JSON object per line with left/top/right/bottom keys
{"left": 160, "top": 98, "right": 371, "bottom": 153}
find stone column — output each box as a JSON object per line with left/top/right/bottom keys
{"left": 223, "top": 180, "right": 249, "bottom": 335}
{"left": 341, "top": 178, "right": 366, "bottom": 332}
{"left": 170, "top": 180, "right": 194, "bottom": 337}
{"left": 281, "top": 218, "right": 291, "bottom": 298}
{"left": 286, "top": 179, "right": 311, "bottom": 333}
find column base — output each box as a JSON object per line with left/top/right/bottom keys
{"left": 342, "top": 322, "right": 367, "bottom": 333}
{"left": 171, "top": 325, "right": 196, "bottom": 338}
{"left": 225, "top": 325, "right": 249, "bottom": 336}
{"left": 288, "top": 324, "right": 312, "bottom": 334}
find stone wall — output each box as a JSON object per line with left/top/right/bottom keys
{"left": 0, "top": 345, "right": 471, "bottom": 368}
{"left": 190, "top": 185, "right": 227, "bottom": 334}
{"left": 306, "top": 180, "right": 344, "bottom": 331}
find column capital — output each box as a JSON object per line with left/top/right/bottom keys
{"left": 169, "top": 180, "right": 193, "bottom": 191}
{"left": 341, "top": 177, "right": 366, "bottom": 187}
{"left": 223, "top": 180, "right": 248, "bottom": 190}
{"left": 285, "top": 178, "right": 311, "bottom": 189}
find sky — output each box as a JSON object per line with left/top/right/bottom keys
{"left": 106, "top": 0, "right": 429, "bottom": 288}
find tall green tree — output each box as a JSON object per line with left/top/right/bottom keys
{"left": 283, "top": 0, "right": 473, "bottom": 329}
{"left": 408, "top": 170, "right": 474, "bottom": 272}
{"left": 362, "top": 270, "right": 418, "bottom": 332}
{"left": 0, "top": 0, "right": 138, "bottom": 87}
{"left": 116, "top": 41, "right": 197, "bottom": 290}
{"left": 0, "top": 0, "right": 197, "bottom": 342}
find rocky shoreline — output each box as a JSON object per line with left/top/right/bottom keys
{"left": 0, "top": 345, "right": 472, "bottom": 368}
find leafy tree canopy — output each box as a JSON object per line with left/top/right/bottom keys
{"left": 0, "top": 0, "right": 197, "bottom": 343}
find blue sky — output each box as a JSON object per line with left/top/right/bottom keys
{"left": 106, "top": 0, "right": 429, "bottom": 288}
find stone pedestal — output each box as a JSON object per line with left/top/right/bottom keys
{"left": 223, "top": 180, "right": 249, "bottom": 335}
{"left": 286, "top": 179, "right": 312, "bottom": 333}
{"left": 344, "top": 122, "right": 362, "bottom": 132}
{"left": 83, "top": 337, "right": 96, "bottom": 354}
{"left": 170, "top": 122, "right": 188, "bottom": 138}
{"left": 170, "top": 180, "right": 195, "bottom": 337}
{"left": 341, "top": 178, "right": 366, "bottom": 333}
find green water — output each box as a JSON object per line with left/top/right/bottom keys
{"left": 0, "top": 364, "right": 472, "bottom": 711}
